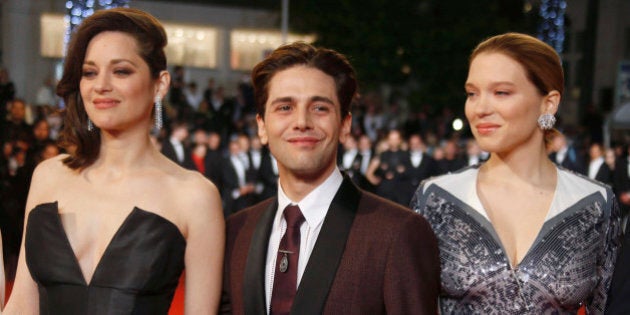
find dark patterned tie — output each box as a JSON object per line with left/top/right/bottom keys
{"left": 270, "top": 205, "right": 305, "bottom": 315}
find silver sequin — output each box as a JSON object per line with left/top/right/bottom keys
{"left": 411, "top": 169, "right": 621, "bottom": 315}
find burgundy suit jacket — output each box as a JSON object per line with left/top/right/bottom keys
{"left": 220, "top": 177, "right": 440, "bottom": 314}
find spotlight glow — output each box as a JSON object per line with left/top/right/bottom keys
{"left": 452, "top": 118, "right": 464, "bottom": 131}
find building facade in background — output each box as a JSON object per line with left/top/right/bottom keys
{"left": 0, "top": 0, "right": 629, "bottom": 129}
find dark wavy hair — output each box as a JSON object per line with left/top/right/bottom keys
{"left": 252, "top": 42, "right": 357, "bottom": 121}
{"left": 57, "top": 8, "right": 167, "bottom": 170}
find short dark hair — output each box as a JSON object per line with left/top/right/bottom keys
{"left": 252, "top": 42, "right": 357, "bottom": 121}
{"left": 57, "top": 8, "right": 167, "bottom": 170}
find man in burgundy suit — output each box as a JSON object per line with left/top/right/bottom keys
{"left": 220, "top": 42, "right": 439, "bottom": 315}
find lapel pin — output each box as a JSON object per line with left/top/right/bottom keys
{"left": 278, "top": 250, "right": 293, "bottom": 273}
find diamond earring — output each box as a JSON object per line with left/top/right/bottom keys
{"left": 537, "top": 113, "right": 556, "bottom": 130}
{"left": 154, "top": 96, "right": 163, "bottom": 130}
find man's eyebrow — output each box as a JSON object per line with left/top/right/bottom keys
{"left": 310, "top": 96, "right": 335, "bottom": 105}
{"left": 270, "top": 96, "right": 294, "bottom": 105}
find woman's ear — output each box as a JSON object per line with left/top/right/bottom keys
{"left": 156, "top": 70, "right": 171, "bottom": 100}
{"left": 542, "top": 90, "right": 561, "bottom": 116}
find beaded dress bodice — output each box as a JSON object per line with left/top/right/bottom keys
{"left": 411, "top": 166, "right": 620, "bottom": 314}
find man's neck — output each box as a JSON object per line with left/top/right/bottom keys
{"left": 278, "top": 166, "right": 338, "bottom": 202}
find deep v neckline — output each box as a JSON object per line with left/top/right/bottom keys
{"left": 50, "top": 202, "right": 141, "bottom": 286}
{"left": 472, "top": 168, "right": 559, "bottom": 268}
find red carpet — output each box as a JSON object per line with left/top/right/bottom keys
{"left": 168, "top": 273, "right": 185, "bottom": 315}
{"left": 166, "top": 275, "right": 586, "bottom": 315}
{"left": 4, "top": 278, "right": 186, "bottom": 314}
{"left": 5, "top": 276, "right": 588, "bottom": 314}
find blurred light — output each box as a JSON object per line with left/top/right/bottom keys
{"left": 537, "top": 0, "right": 566, "bottom": 53}
{"left": 64, "top": 0, "right": 130, "bottom": 55}
{"left": 401, "top": 65, "right": 411, "bottom": 75}
{"left": 452, "top": 118, "right": 464, "bottom": 131}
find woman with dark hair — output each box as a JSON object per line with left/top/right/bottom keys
{"left": 4, "top": 8, "right": 224, "bottom": 314}
{"left": 411, "top": 32, "right": 621, "bottom": 313}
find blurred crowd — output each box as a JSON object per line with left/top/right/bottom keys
{"left": 2, "top": 65, "right": 630, "bottom": 283}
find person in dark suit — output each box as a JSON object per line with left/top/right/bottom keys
{"left": 465, "top": 138, "right": 488, "bottom": 166}
{"left": 207, "top": 86, "right": 235, "bottom": 144}
{"left": 221, "top": 136, "right": 257, "bottom": 217}
{"left": 607, "top": 222, "right": 630, "bottom": 314}
{"left": 160, "top": 121, "right": 195, "bottom": 170}
{"left": 613, "top": 146, "right": 630, "bottom": 219}
{"left": 221, "top": 42, "right": 439, "bottom": 315}
{"left": 366, "top": 129, "right": 410, "bottom": 205}
{"left": 257, "top": 145, "right": 279, "bottom": 200}
{"left": 548, "top": 132, "right": 586, "bottom": 174}
{"left": 203, "top": 131, "right": 224, "bottom": 187}
{"left": 355, "top": 134, "right": 376, "bottom": 192}
{"left": 436, "top": 138, "right": 467, "bottom": 174}
{"left": 402, "top": 133, "right": 439, "bottom": 205}
{"left": 338, "top": 135, "right": 362, "bottom": 181}
{"left": 587, "top": 142, "right": 612, "bottom": 185}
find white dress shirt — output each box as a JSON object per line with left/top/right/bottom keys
{"left": 468, "top": 155, "right": 479, "bottom": 166}
{"left": 238, "top": 152, "right": 250, "bottom": 170}
{"left": 251, "top": 149, "right": 262, "bottom": 170}
{"left": 555, "top": 146, "right": 568, "bottom": 164}
{"left": 264, "top": 168, "right": 343, "bottom": 312}
{"left": 410, "top": 150, "right": 423, "bottom": 168}
{"left": 169, "top": 137, "right": 185, "bottom": 163}
{"left": 342, "top": 149, "right": 358, "bottom": 170}
{"left": 230, "top": 155, "right": 247, "bottom": 199}
{"left": 588, "top": 157, "right": 605, "bottom": 180}
{"left": 359, "top": 150, "right": 371, "bottom": 174}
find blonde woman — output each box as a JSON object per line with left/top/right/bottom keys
{"left": 412, "top": 33, "right": 621, "bottom": 314}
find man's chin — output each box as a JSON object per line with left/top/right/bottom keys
{"left": 288, "top": 164, "right": 332, "bottom": 182}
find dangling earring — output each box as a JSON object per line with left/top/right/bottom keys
{"left": 537, "top": 113, "right": 556, "bottom": 130}
{"left": 79, "top": 94, "right": 94, "bottom": 131}
{"left": 154, "top": 96, "right": 163, "bottom": 130}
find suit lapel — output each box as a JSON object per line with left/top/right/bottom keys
{"left": 243, "top": 200, "right": 278, "bottom": 315}
{"left": 291, "top": 177, "right": 361, "bottom": 314}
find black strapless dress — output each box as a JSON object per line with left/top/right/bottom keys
{"left": 25, "top": 202, "right": 186, "bottom": 315}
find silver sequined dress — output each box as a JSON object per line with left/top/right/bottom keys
{"left": 411, "top": 166, "right": 621, "bottom": 314}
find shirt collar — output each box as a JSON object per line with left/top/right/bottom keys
{"left": 276, "top": 167, "right": 344, "bottom": 230}
{"left": 169, "top": 137, "right": 182, "bottom": 146}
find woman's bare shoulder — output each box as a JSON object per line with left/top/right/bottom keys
{"left": 154, "top": 160, "right": 219, "bottom": 206}
{"left": 24, "top": 155, "right": 76, "bottom": 214}
{"left": 178, "top": 169, "right": 220, "bottom": 205}
{"left": 159, "top": 168, "right": 223, "bottom": 237}
{"left": 31, "top": 155, "right": 76, "bottom": 188}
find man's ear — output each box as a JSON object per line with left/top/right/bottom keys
{"left": 339, "top": 113, "right": 352, "bottom": 144}
{"left": 256, "top": 114, "right": 268, "bottom": 145}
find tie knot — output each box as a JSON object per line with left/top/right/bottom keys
{"left": 283, "top": 205, "right": 305, "bottom": 228}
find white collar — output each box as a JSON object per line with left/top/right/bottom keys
{"left": 275, "top": 168, "right": 344, "bottom": 231}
